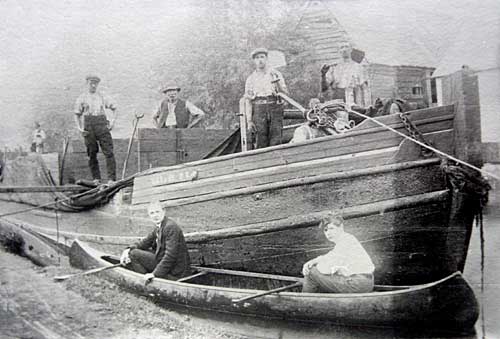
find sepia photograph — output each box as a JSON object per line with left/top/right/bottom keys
{"left": 0, "top": 0, "right": 499, "bottom": 338}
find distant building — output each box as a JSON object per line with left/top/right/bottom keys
{"left": 293, "top": 0, "right": 442, "bottom": 108}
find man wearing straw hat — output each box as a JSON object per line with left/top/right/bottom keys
{"left": 152, "top": 84, "right": 206, "bottom": 129}
{"left": 73, "top": 75, "right": 118, "bottom": 184}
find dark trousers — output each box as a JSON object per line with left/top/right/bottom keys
{"left": 302, "top": 266, "right": 374, "bottom": 293}
{"left": 252, "top": 102, "right": 283, "bottom": 149}
{"left": 127, "top": 249, "right": 178, "bottom": 280}
{"left": 83, "top": 115, "right": 116, "bottom": 181}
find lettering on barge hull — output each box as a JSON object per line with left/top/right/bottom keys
{"left": 150, "top": 170, "right": 198, "bottom": 187}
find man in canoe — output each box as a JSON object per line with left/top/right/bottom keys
{"left": 120, "top": 200, "right": 191, "bottom": 282}
{"left": 244, "top": 47, "right": 288, "bottom": 149}
{"left": 152, "top": 84, "right": 206, "bottom": 129}
{"left": 73, "top": 75, "right": 118, "bottom": 184}
{"left": 302, "top": 211, "right": 375, "bottom": 293}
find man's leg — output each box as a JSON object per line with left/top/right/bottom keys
{"left": 83, "top": 122, "right": 101, "bottom": 180}
{"left": 128, "top": 249, "right": 157, "bottom": 274}
{"left": 268, "top": 103, "right": 283, "bottom": 146}
{"left": 304, "top": 266, "right": 360, "bottom": 293}
{"left": 96, "top": 124, "right": 117, "bottom": 181}
{"left": 253, "top": 104, "right": 269, "bottom": 149}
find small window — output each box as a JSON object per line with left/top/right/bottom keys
{"left": 412, "top": 84, "right": 423, "bottom": 96}
{"left": 430, "top": 78, "right": 438, "bottom": 103}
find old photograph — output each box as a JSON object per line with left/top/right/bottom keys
{"left": 0, "top": 0, "right": 499, "bottom": 338}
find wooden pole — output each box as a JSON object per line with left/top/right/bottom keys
{"left": 232, "top": 281, "right": 302, "bottom": 303}
{"left": 0, "top": 186, "right": 88, "bottom": 193}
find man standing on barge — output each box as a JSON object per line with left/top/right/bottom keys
{"left": 73, "top": 75, "right": 118, "bottom": 184}
{"left": 244, "top": 48, "right": 288, "bottom": 149}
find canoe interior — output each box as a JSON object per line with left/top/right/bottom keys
{"left": 101, "top": 256, "right": 408, "bottom": 293}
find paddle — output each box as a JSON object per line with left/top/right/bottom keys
{"left": 232, "top": 281, "right": 302, "bottom": 304}
{"left": 53, "top": 263, "right": 122, "bottom": 282}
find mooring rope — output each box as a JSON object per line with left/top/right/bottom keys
{"left": 345, "top": 108, "right": 500, "bottom": 182}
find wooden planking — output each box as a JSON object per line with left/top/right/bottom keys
{"left": 132, "top": 116, "right": 453, "bottom": 203}
{"left": 188, "top": 202, "right": 449, "bottom": 285}
{"left": 133, "top": 148, "right": 399, "bottom": 204}
{"left": 71, "top": 139, "right": 134, "bottom": 154}
{"left": 155, "top": 164, "right": 445, "bottom": 231}
{"left": 134, "top": 105, "right": 454, "bottom": 183}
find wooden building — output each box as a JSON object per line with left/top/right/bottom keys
{"left": 293, "top": 0, "right": 438, "bottom": 108}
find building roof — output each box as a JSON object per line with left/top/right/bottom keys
{"left": 296, "top": 0, "right": 499, "bottom": 69}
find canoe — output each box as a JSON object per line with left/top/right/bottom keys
{"left": 69, "top": 239, "right": 479, "bottom": 330}
{"left": 0, "top": 217, "right": 65, "bottom": 266}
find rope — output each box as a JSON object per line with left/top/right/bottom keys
{"left": 345, "top": 109, "right": 500, "bottom": 182}
{"left": 477, "top": 210, "right": 486, "bottom": 339}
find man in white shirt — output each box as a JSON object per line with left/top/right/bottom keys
{"left": 152, "top": 85, "right": 205, "bottom": 129}
{"left": 302, "top": 211, "right": 375, "bottom": 293}
{"left": 320, "top": 41, "right": 370, "bottom": 107}
{"left": 244, "top": 48, "right": 288, "bottom": 149}
{"left": 73, "top": 75, "right": 118, "bottom": 183}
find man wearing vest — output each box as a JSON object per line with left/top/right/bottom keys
{"left": 244, "top": 48, "right": 288, "bottom": 149}
{"left": 152, "top": 85, "right": 206, "bottom": 129}
{"left": 73, "top": 75, "right": 118, "bottom": 184}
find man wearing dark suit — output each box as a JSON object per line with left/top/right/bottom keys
{"left": 120, "top": 201, "right": 190, "bottom": 283}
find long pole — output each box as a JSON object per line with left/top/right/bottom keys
{"left": 122, "top": 112, "right": 144, "bottom": 179}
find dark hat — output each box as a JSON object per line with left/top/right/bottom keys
{"left": 251, "top": 47, "right": 268, "bottom": 59}
{"left": 161, "top": 85, "right": 181, "bottom": 93}
{"left": 86, "top": 75, "right": 101, "bottom": 83}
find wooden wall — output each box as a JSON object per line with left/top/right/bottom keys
{"left": 62, "top": 129, "right": 234, "bottom": 182}
{"left": 440, "top": 70, "right": 482, "bottom": 166}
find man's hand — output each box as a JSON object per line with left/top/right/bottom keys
{"left": 331, "top": 266, "right": 351, "bottom": 276}
{"left": 120, "top": 249, "right": 131, "bottom": 266}
{"left": 321, "top": 64, "right": 331, "bottom": 75}
{"left": 144, "top": 273, "right": 155, "bottom": 284}
{"left": 79, "top": 129, "right": 89, "bottom": 137}
{"left": 247, "top": 121, "right": 257, "bottom": 134}
{"left": 302, "top": 259, "right": 316, "bottom": 276}
{"left": 107, "top": 121, "right": 115, "bottom": 131}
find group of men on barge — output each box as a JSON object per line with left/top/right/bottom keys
{"left": 72, "top": 42, "right": 378, "bottom": 184}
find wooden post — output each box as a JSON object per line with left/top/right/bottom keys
{"left": 238, "top": 97, "right": 249, "bottom": 152}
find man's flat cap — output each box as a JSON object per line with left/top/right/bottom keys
{"left": 251, "top": 47, "right": 268, "bottom": 59}
{"left": 161, "top": 85, "right": 181, "bottom": 93}
{"left": 86, "top": 75, "right": 101, "bottom": 82}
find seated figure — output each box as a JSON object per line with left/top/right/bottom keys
{"left": 302, "top": 211, "right": 375, "bottom": 293}
{"left": 120, "top": 200, "right": 191, "bottom": 283}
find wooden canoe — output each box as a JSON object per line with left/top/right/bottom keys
{"left": 0, "top": 217, "right": 65, "bottom": 266}
{"left": 69, "top": 239, "right": 479, "bottom": 330}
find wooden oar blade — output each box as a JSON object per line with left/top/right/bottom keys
{"left": 53, "top": 263, "right": 121, "bottom": 282}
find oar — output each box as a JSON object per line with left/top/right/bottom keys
{"left": 232, "top": 281, "right": 302, "bottom": 304}
{"left": 53, "top": 263, "right": 122, "bottom": 282}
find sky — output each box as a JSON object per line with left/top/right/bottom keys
{"left": 0, "top": 0, "right": 205, "bottom": 147}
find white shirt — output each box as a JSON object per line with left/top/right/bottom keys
{"left": 316, "top": 232, "right": 374, "bottom": 275}
{"left": 74, "top": 92, "right": 116, "bottom": 116}
{"left": 245, "top": 68, "right": 287, "bottom": 98}
{"left": 32, "top": 129, "right": 46, "bottom": 145}
{"left": 157, "top": 100, "right": 205, "bottom": 127}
